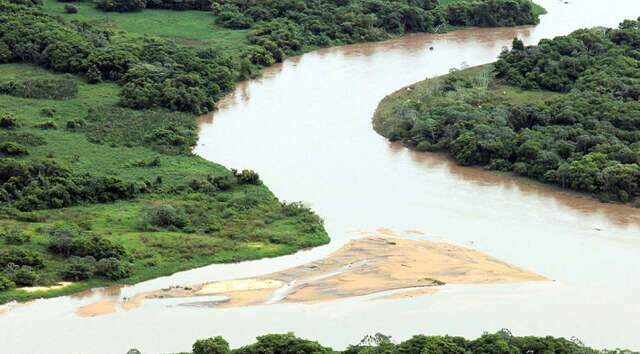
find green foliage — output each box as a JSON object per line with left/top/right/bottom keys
{"left": 189, "top": 330, "right": 614, "bottom": 354}
{"left": 64, "top": 4, "right": 78, "bottom": 13}
{"left": 139, "top": 203, "right": 188, "bottom": 230}
{"left": 61, "top": 255, "right": 96, "bottom": 280}
{"left": 83, "top": 106, "right": 197, "bottom": 155}
{"left": 95, "top": 257, "right": 132, "bottom": 280}
{"left": 0, "top": 113, "right": 18, "bottom": 129}
{"left": 192, "top": 336, "right": 230, "bottom": 354}
{"left": 232, "top": 169, "right": 260, "bottom": 185}
{"left": 96, "top": 0, "right": 146, "bottom": 12}
{"left": 211, "top": 0, "right": 538, "bottom": 68}
{"left": 0, "top": 158, "right": 143, "bottom": 211}
{"left": 0, "top": 79, "right": 78, "bottom": 99}
{"left": 0, "top": 248, "right": 44, "bottom": 268}
{"left": 34, "top": 120, "right": 58, "bottom": 130}
{"left": 1, "top": 228, "right": 31, "bottom": 245}
{"left": 0, "top": 141, "right": 28, "bottom": 156}
{"left": 11, "top": 265, "right": 39, "bottom": 286}
{"left": 234, "top": 333, "right": 332, "bottom": 354}
{"left": 375, "top": 20, "right": 640, "bottom": 204}
{"left": 0, "top": 275, "right": 15, "bottom": 291}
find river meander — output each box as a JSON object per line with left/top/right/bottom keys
{"left": 1, "top": 1, "right": 640, "bottom": 353}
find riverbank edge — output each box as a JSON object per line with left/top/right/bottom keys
{"left": 371, "top": 64, "right": 639, "bottom": 207}
{"left": 0, "top": 2, "right": 546, "bottom": 305}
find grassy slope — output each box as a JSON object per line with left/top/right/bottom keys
{"left": 0, "top": 63, "right": 329, "bottom": 304}
{"left": 373, "top": 65, "right": 560, "bottom": 138}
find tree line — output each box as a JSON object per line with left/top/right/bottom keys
{"left": 381, "top": 19, "right": 640, "bottom": 204}
{"left": 127, "top": 330, "right": 630, "bottom": 354}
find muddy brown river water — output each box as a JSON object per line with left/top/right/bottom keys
{"left": 2, "top": 1, "right": 640, "bottom": 353}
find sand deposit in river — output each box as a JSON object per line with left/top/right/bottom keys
{"left": 74, "top": 231, "right": 546, "bottom": 316}
{"left": 135, "top": 231, "right": 546, "bottom": 309}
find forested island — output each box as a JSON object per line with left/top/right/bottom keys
{"left": 374, "top": 20, "right": 640, "bottom": 205}
{"left": 133, "top": 330, "right": 631, "bottom": 354}
{"left": 0, "top": 0, "right": 541, "bottom": 303}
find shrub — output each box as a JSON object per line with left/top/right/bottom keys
{"left": 2, "top": 228, "right": 30, "bottom": 245}
{"left": 0, "top": 275, "right": 15, "bottom": 291}
{"left": 70, "top": 235, "right": 126, "bottom": 260}
{"left": 65, "top": 119, "right": 86, "bottom": 130}
{"left": 43, "top": 223, "right": 82, "bottom": 257}
{"left": 139, "top": 204, "right": 188, "bottom": 230}
{"left": 40, "top": 108, "right": 56, "bottom": 117}
{"left": 61, "top": 256, "right": 96, "bottom": 280}
{"left": 96, "top": 0, "right": 146, "bottom": 12}
{"left": 34, "top": 120, "right": 57, "bottom": 130}
{"left": 64, "top": 4, "right": 78, "bottom": 13}
{"left": 0, "top": 248, "right": 44, "bottom": 268}
{"left": 95, "top": 257, "right": 132, "bottom": 280}
{"left": 0, "top": 142, "right": 28, "bottom": 156}
{"left": 0, "top": 113, "right": 18, "bottom": 129}
{"left": 12, "top": 266, "right": 39, "bottom": 286}
{"left": 232, "top": 169, "right": 261, "bottom": 185}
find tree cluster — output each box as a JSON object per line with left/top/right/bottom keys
{"left": 386, "top": 22, "right": 640, "bottom": 203}
{"left": 0, "top": 2, "right": 238, "bottom": 113}
{"left": 212, "top": 0, "right": 539, "bottom": 67}
{"left": 0, "top": 158, "right": 145, "bottom": 211}
{"left": 183, "top": 330, "right": 621, "bottom": 354}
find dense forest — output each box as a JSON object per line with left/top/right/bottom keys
{"left": 135, "top": 330, "right": 631, "bottom": 354}
{"left": 374, "top": 19, "right": 640, "bottom": 204}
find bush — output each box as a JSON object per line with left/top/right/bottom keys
{"left": 193, "top": 337, "right": 230, "bottom": 354}
{"left": 64, "top": 4, "right": 78, "bottom": 13}
{"left": 96, "top": 0, "right": 146, "bottom": 12}
{"left": 0, "top": 142, "right": 28, "bottom": 156}
{"left": 44, "top": 223, "right": 82, "bottom": 257}
{"left": 34, "top": 120, "right": 57, "bottom": 130}
{"left": 12, "top": 266, "right": 39, "bottom": 286}
{"left": 0, "top": 113, "right": 18, "bottom": 129}
{"left": 40, "top": 108, "right": 56, "bottom": 117}
{"left": 2, "top": 228, "right": 30, "bottom": 245}
{"left": 70, "top": 235, "right": 126, "bottom": 260}
{"left": 0, "top": 275, "right": 15, "bottom": 291}
{"left": 232, "top": 169, "right": 261, "bottom": 185}
{"left": 95, "top": 257, "right": 132, "bottom": 280}
{"left": 61, "top": 256, "right": 96, "bottom": 280}
{"left": 0, "top": 248, "right": 44, "bottom": 268}
{"left": 139, "top": 204, "right": 188, "bottom": 230}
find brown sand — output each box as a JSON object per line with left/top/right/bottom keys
{"left": 76, "top": 300, "right": 117, "bottom": 317}
{"left": 143, "top": 235, "right": 545, "bottom": 308}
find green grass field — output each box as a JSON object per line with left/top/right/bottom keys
{"left": 42, "top": 1, "right": 250, "bottom": 53}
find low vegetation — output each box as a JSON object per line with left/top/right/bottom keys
{"left": 374, "top": 19, "right": 640, "bottom": 204}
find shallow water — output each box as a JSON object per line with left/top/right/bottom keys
{"left": 2, "top": 1, "right": 640, "bottom": 353}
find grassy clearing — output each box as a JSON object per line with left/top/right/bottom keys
{"left": 41, "top": 0, "right": 249, "bottom": 53}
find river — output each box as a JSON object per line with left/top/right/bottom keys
{"left": 1, "top": 1, "right": 640, "bottom": 353}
